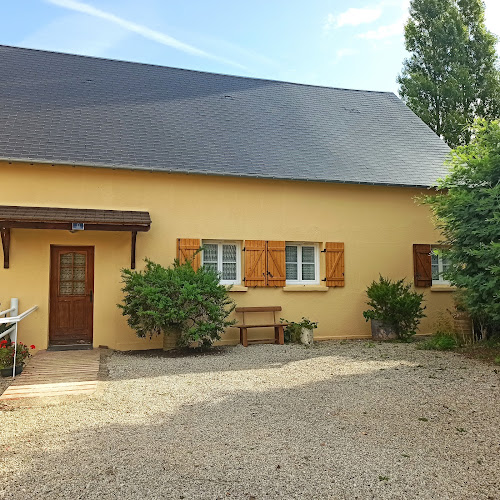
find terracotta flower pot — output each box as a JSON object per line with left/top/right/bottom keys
{"left": 370, "top": 320, "right": 398, "bottom": 341}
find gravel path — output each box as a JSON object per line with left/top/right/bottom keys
{"left": 0, "top": 341, "right": 499, "bottom": 499}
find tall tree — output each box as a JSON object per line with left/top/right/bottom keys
{"left": 424, "top": 120, "right": 500, "bottom": 338}
{"left": 398, "top": 0, "right": 500, "bottom": 147}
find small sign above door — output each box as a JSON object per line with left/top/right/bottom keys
{"left": 71, "top": 222, "right": 85, "bottom": 231}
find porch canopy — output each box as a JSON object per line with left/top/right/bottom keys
{"left": 0, "top": 205, "right": 151, "bottom": 269}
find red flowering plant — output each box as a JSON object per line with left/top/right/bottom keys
{"left": 0, "top": 340, "right": 35, "bottom": 368}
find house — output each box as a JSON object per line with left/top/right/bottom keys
{"left": 0, "top": 45, "right": 453, "bottom": 351}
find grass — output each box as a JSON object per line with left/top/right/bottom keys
{"left": 418, "top": 333, "right": 457, "bottom": 351}
{"left": 456, "top": 338, "right": 500, "bottom": 365}
{"left": 416, "top": 331, "right": 500, "bottom": 366}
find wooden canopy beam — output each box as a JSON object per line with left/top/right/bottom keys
{"left": 0, "top": 205, "right": 151, "bottom": 270}
{"left": 1, "top": 227, "right": 10, "bottom": 269}
{"left": 131, "top": 231, "right": 137, "bottom": 270}
{"left": 0, "top": 221, "right": 149, "bottom": 232}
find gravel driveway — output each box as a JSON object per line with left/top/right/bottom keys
{"left": 0, "top": 341, "right": 499, "bottom": 499}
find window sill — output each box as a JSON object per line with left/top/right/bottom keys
{"left": 283, "top": 285, "right": 328, "bottom": 292}
{"left": 226, "top": 285, "right": 248, "bottom": 292}
{"left": 431, "top": 285, "right": 456, "bottom": 292}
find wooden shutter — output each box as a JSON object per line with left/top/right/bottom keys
{"left": 176, "top": 238, "right": 201, "bottom": 270}
{"left": 244, "top": 240, "right": 266, "bottom": 287}
{"left": 413, "top": 244, "right": 432, "bottom": 287}
{"left": 324, "top": 242, "right": 345, "bottom": 287}
{"left": 266, "top": 241, "right": 286, "bottom": 287}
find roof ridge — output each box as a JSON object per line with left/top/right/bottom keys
{"left": 0, "top": 44, "right": 396, "bottom": 96}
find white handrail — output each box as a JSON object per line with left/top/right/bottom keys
{"left": 0, "top": 299, "right": 38, "bottom": 378}
{"left": 0, "top": 306, "right": 16, "bottom": 317}
{"left": 0, "top": 306, "right": 38, "bottom": 324}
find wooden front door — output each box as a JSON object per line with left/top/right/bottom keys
{"left": 49, "top": 246, "right": 94, "bottom": 345}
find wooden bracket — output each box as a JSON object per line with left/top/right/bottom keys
{"left": 1, "top": 227, "right": 10, "bottom": 269}
{"left": 131, "top": 231, "right": 137, "bottom": 269}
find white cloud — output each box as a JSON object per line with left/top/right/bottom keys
{"left": 45, "top": 0, "right": 246, "bottom": 69}
{"left": 324, "top": 7, "right": 382, "bottom": 30}
{"left": 20, "top": 13, "right": 129, "bottom": 57}
{"left": 357, "top": 14, "right": 407, "bottom": 40}
{"left": 483, "top": 0, "right": 500, "bottom": 50}
{"left": 358, "top": 0, "right": 499, "bottom": 43}
{"left": 335, "top": 48, "right": 359, "bottom": 62}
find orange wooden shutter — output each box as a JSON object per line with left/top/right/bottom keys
{"left": 244, "top": 240, "right": 267, "bottom": 286}
{"left": 176, "top": 238, "right": 201, "bottom": 270}
{"left": 413, "top": 244, "right": 432, "bottom": 287}
{"left": 266, "top": 241, "right": 286, "bottom": 287}
{"left": 324, "top": 242, "right": 345, "bottom": 287}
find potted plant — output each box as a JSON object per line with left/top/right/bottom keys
{"left": 447, "top": 291, "right": 473, "bottom": 344}
{"left": 363, "top": 276, "right": 426, "bottom": 341}
{"left": 282, "top": 317, "right": 318, "bottom": 345}
{"left": 0, "top": 340, "right": 35, "bottom": 377}
{"left": 119, "top": 258, "right": 236, "bottom": 351}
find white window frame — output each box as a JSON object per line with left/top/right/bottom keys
{"left": 431, "top": 247, "right": 451, "bottom": 285}
{"left": 202, "top": 240, "right": 241, "bottom": 285}
{"left": 285, "top": 242, "right": 320, "bottom": 285}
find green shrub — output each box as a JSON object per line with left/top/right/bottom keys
{"left": 363, "top": 276, "right": 426, "bottom": 341}
{"left": 281, "top": 317, "right": 318, "bottom": 344}
{"left": 418, "top": 333, "right": 458, "bottom": 351}
{"left": 119, "top": 258, "right": 236, "bottom": 349}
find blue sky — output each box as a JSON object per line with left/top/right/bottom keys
{"left": 2, "top": 0, "right": 499, "bottom": 94}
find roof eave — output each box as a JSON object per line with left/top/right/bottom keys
{"left": 0, "top": 156, "right": 439, "bottom": 190}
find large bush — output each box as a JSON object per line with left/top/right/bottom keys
{"left": 424, "top": 120, "right": 500, "bottom": 338}
{"left": 119, "top": 259, "right": 235, "bottom": 349}
{"left": 363, "top": 276, "right": 426, "bottom": 341}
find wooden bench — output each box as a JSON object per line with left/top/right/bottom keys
{"left": 235, "top": 306, "right": 288, "bottom": 347}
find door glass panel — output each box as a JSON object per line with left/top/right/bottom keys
{"left": 59, "top": 252, "right": 86, "bottom": 296}
{"left": 60, "top": 253, "right": 73, "bottom": 266}
{"left": 74, "top": 253, "right": 86, "bottom": 266}
{"left": 73, "top": 267, "right": 86, "bottom": 280}
{"left": 73, "top": 281, "right": 86, "bottom": 295}
{"left": 59, "top": 282, "right": 73, "bottom": 295}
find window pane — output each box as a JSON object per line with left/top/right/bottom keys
{"left": 222, "top": 244, "right": 236, "bottom": 263}
{"left": 222, "top": 262, "right": 237, "bottom": 280}
{"left": 431, "top": 252, "right": 439, "bottom": 280}
{"left": 442, "top": 257, "right": 451, "bottom": 274}
{"left": 302, "top": 263, "right": 315, "bottom": 280}
{"left": 204, "top": 262, "right": 218, "bottom": 273}
{"left": 286, "top": 245, "right": 297, "bottom": 263}
{"left": 203, "top": 244, "right": 218, "bottom": 264}
{"left": 302, "top": 246, "right": 315, "bottom": 263}
{"left": 286, "top": 263, "right": 298, "bottom": 280}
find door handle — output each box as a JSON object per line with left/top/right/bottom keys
{"left": 89, "top": 290, "right": 93, "bottom": 303}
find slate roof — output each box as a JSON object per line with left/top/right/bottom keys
{"left": 0, "top": 45, "right": 450, "bottom": 188}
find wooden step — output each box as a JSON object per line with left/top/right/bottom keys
{"left": 0, "top": 349, "right": 100, "bottom": 401}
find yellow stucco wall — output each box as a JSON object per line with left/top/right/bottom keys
{"left": 0, "top": 161, "right": 453, "bottom": 351}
